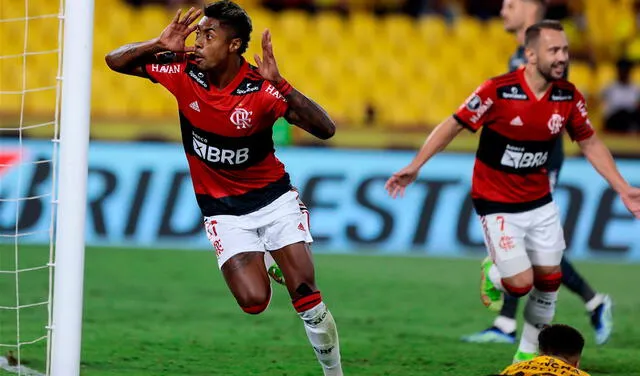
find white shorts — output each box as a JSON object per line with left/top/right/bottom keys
{"left": 204, "top": 190, "right": 313, "bottom": 269}
{"left": 479, "top": 201, "right": 565, "bottom": 278}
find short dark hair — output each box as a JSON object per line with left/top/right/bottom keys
{"left": 538, "top": 324, "right": 585, "bottom": 358}
{"left": 204, "top": 1, "right": 252, "bottom": 54}
{"left": 524, "top": 19, "right": 564, "bottom": 47}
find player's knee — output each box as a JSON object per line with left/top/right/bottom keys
{"left": 238, "top": 288, "right": 272, "bottom": 315}
{"left": 292, "top": 284, "right": 323, "bottom": 313}
{"left": 534, "top": 271, "right": 563, "bottom": 292}
{"left": 502, "top": 273, "right": 533, "bottom": 297}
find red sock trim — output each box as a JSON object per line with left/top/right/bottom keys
{"left": 293, "top": 291, "right": 322, "bottom": 313}
{"left": 274, "top": 78, "right": 293, "bottom": 96}
{"left": 535, "top": 271, "right": 563, "bottom": 292}
{"left": 502, "top": 280, "right": 532, "bottom": 297}
{"left": 241, "top": 300, "right": 270, "bottom": 315}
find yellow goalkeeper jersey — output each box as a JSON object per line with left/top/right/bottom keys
{"left": 500, "top": 355, "right": 590, "bottom": 376}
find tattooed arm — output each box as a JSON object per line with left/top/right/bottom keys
{"left": 282, "top": 88, "right": 336, "bottom": 140}
{"left": 105, "top": 8, "right": 201, "bottom": 77}
{"left": 105, "top": 39, "right": 166, "bottom": 77}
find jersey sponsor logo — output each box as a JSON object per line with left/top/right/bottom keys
{"left": 150, "top": 64, "right": 180, "bottom": 74}
{"left": 498, "top": 85, "right": 528, "bottom": 100}
{"left": 186, "top": 64, "right": 209, "bottom": 90}
{"left": 500, "top": 145, "right": 548, "bottom": 169}
{"left": 576, "top": 100, "right": 588, "bottom": 118}
{"left": 192, "top": 131, "right": 250, "bottom": 165}
{"left": 189, "top": 101, "right": 200, "bottom": 112}
{"left": 547, "top": 113, "right": 564, "bottom": 134}
{"left": 510, "top": 116, "right": 523, "bottom": 126}
{"left": 470, "top": 97, "right": 494, "bottom": 123}
{"left": 230, "top": 107, "right": 253, "bottom": 129}
{"left": 465, "top": 94, "right": 482, "bottom": 111}
{"left": 232, "top": 78, "right": 262, "bottom": 96}
{"left": 549, "top": 87, "right": 574, "bottom": 101}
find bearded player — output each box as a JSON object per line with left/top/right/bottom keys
{"left": 105, "top": 2, "right": 343, "bottom": 374}
{"left": 462, "top": 0, "right": 613, "bottom": 347}
{"left": 386, "top": 20, "right": 640, "bottom": 363}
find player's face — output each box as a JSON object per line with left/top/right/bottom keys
{"left": 501, "top": 0, "right": 525, "bottom": 33}
{"left": 532, "top": 29, "right": 569, "bottom": 81}
{"left": 193, "top": 17, "right": 242, "bottom": 71}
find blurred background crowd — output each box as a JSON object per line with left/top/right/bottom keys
{"left": 1, "top": 0, "right": 639, "bottom": 152}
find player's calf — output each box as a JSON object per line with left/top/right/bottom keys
{"left": 238, "top": 288, "right": 272, "bottom": 315}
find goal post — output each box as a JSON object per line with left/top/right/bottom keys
{"left": 49, "top": 0, "right": 95, "bottom": 374}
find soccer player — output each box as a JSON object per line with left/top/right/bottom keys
{"left": 105, "top": 2, "right": 343, "bottom": 374}
{"left": 499, "top": 324, "right": 590, "bottom": 375}
{"left": 385, "top": 20, "right": 640, "bottom": 364}
{"left": 462, "top": 0, "right": 613, "bottom": 347}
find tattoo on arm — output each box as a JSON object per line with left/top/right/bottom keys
{"left": 284, "top": 89, "right": 336, "bottom": 140}
{"left": 105, "top": 39, "right": 165, "bottom": 76}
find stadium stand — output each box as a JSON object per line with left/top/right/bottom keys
{"left": 1, "top": 0, "right": 638, "bottom": 149}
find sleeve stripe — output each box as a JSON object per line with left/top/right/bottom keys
{"left": 453, "top": 114, "right": 477, "bottom": 133}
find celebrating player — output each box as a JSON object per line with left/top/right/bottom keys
{"left": 105, "top": 2, "right": 343, "bottom": 374}
{"left": 385, "top": 20, "right": 640, "bottom": 364}
{"left": 499, "top": 324, "right": 590, "bottom": 375}
{"left": 462, "top": 0, "right": 613, "bottom": 348}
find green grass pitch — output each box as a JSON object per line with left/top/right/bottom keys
{"left": 1, "top": 245, "right": 639, "bottom": 375}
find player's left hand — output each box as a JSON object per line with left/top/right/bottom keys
{"left": 385, "top": 165, "right": 420, "bottom": 199}
{"left": 254, "top": 29, "right": 283, "bottom": 84}
{"left": 621, "top": 186, "right": 640, "bottom": 219}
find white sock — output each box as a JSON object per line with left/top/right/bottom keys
{"left": 299, "top": 302, "right": 343, "bottom": 376}
{"left": 493, "top": 315, "right": 517, "bottom": 334}
{"left": 585, "top": 293, "right": 604, "bottom": 312}
{"left": 488, "top": 263, "right": 505, "bottom": 292}
{"left": 518, "top": 288, "right": 558, "bottom": 354}
{"left": 264, "top": 252, "right": 276, "bottom": 271}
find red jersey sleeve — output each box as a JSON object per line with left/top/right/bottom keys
{"left": 453, "top": 79, "right": 497, "bottom": 132}
{"left": 143, "top": 61, "right": 187, "bottom": 96}
{"left": 261, "top": 82, "right": 289, "bottom": 121}
{"left": 566, "top": 90, "right": 595, "bottom": 141}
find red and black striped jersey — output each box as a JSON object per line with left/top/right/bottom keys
{"left": 144, "top": 58, "right": 291, "bottom": 216}
{"left": 453, "top": 69, "right": 594, "bottom": 215}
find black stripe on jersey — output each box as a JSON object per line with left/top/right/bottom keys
{"left": 473, "top": 194, "right": 552, "bottom": 216}
{"left": 476, "top": 127, "right": 556, "bottom": 175}
{"left": 179, "top": 112, "right": 274, "bottom": 170}
{"left": 196, "top": 174, "right": 292, "bottom": 216}
{"left": 185, "top": 63, "right": 210, "bottom": 90}
{"left": 231, "top": 77, "right": 264, "bottom": 96}
{"left": 497, "top": 84, "right": 529, "bottom": 101}
{"left": 548, "top": 85, "right": 574, "bottom": 102}
{"left": 453, "top": 114, "right": 478, "bottom": 133}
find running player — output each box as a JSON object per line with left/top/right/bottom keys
{"left": 105, "top": 2, "right": 343, "bottom": 374}
{"left": 462, "top": 0, "right": 613, "bottom": 347}
{"left": 385, "top": 20, "right": 640, "bottom": 364}
{"left": 499, "top": 324, "right": 590, "bottom": 375}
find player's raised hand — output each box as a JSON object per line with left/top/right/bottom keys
{"left": 621, "top": 186, "right": 640, "bottom": 219}
{"left": 157, "top": 7, "right": 201, "bottom": 52}
{"left": 254, "top": 29, "right": 283, "bottom": 83}
{"left": 385, "top": 165, "right": 420, "bottom": 199}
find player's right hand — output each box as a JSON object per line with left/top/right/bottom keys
{"left": 157, "top": 7, "right": 201, "bottom": 53}
{"left": 621, "top": 186, "right": 640, "bottom": 219}
{"left": 385, "top": 165, "right": 420, "bottom": 199}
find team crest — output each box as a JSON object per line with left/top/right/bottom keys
{"left": 547, "top": 113, "right": 564, "bottom": 135}
{"left": 230, "top": 106, "right": 253, "bottom": 129}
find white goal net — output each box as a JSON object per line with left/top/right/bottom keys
{"left": 0, "top": 0, "right": 93, "bottom": 374}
